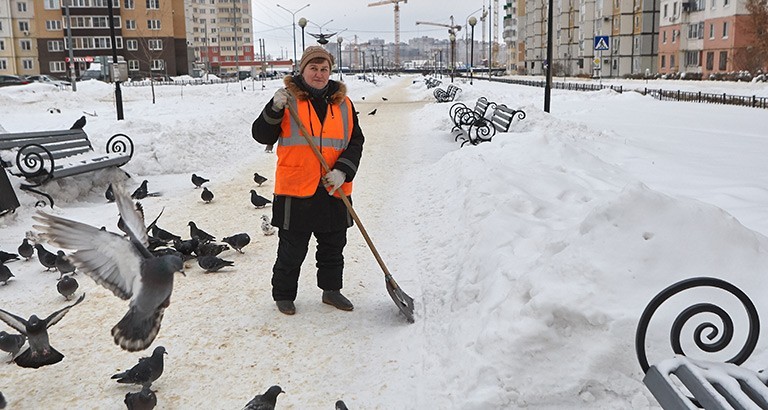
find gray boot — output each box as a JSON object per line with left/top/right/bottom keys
{"left": 322, "top": 291, "right": 353, "bottom": 311}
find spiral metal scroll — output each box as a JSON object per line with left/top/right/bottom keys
{"left": 16, "top": 143, "right": 54, "bottom": 185}
{"left": 464, "top": 120, "right": 495, "bottom": 146}
{"left": 635, "top": 277, "right": 760, "bottom": 373}
{"left": 514, "top": 110, "right": 527, "bottom": 122}
{"left": 106, "top": 133, "right": 134, "bottom": 159}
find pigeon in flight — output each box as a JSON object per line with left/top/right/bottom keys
{"left": 111, "top": 345, "right": 167, "bottom": 388}
{"left": 222, "top": 233, "right": 250, "bottom": 253}
{"left": 0, "top": 264, "right": 13, "bottom": 285}
{"left": 191, "top": 173, "right": 209, "bottom": 188}
{"left": 105, "top": 183, "right": 115, "bottom": 202}
{"left": 0, "top": 293, "right": 85, "bottom": 368}
{"left": 250, "top": 190, "right": 271, "bottom": 208}
{"left": 33, "top": 184, "right": 184, "bottom": 352}
{"left": 188, "top": 221, "right": 215, "bottom": 243}
{"left": 0, "top": 330, "right": 26, "bottom": 361}
{"left": 260, "top": 215, "right": 276, "bottom": 236}
{"left": 124, "top": 386, "right": 157, "bottom": 410}
{"left": 197, "top": 255, "right": 234, "bottom": 273}
{"left": 56, "top": 275, "right": 79, "bottom": 300}
{"left": 55, "top": 250, "right": 77, "bottom": 279}
{"left": 253, "top": 172, "right": 268, "bottom": 186}
{"left": 17, "top": 238, "right": 34, "bottom": 261}
{"left": 70, "top": 115, "right": 86, "bottom": 130}
{"left": 34, "top": 244, "right": 57, "bottom": 271}
{"left": 242, "top": 385, "right": 284, "bottom": 410}
{"left": 0, "top": 251, "right": 19, "bottom": 264}
{"left": 368, "top": 108, "right": 377, "bottom": 116}
{"left": 201, "top": 187, "right": 214, "bottom": 203}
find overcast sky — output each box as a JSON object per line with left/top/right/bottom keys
{"left": 251, "top": 0, "right": 502, "bottom": 58}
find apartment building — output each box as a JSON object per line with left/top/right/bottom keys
{"left": 185, "top": 0, "right": 254, "bottom": 76}
{"left": 658, "top": 0, "right": 755, "bottom": 77}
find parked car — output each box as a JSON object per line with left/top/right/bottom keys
{"left": 25, "top": 74, "right": 71, "bottom": 88}
{"left": 0, "top": 75, "right": 31, "bottom": 87}
{"left": 78, "top": 70, "right": 106, "bottom": 81}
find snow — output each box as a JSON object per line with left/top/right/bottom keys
{"left": 1, "top": 74, "right": 768, "bottom": 409}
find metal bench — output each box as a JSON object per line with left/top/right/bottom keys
{"left": 450, "top": 96, "right": 497, "bottom": 137}
{"left": 458, "top": 103, "right": 526, "bottom": 146}
{"left": 0, "top": 128, "right": 134, "bottom": 207}
{"left": 425, "top": 77, "right": 442, "bottom": 89}
{"left": 433, "top": 84, "right": 461, "bottom": 103}
{"left": 636, "top": 277, "right": 767, "bottom": 409}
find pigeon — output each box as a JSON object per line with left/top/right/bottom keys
{"left": 106, "top": 183, "right": 115, "bottom": 202}
{"left": 260, "top": 215, "right": 276, "bottom": 236}
{"left": 150, "top": 225, "right": 181, "bottom": 242}
{"left": 191, "top": 173, "right": 209, "bottom": 188}
{"left": 0, "top": 391, "right": 5, "bottom": 409}
{"left": 56, "top": 275, "right": 79, "bottom": 300}
{"left": 0, "top": 293, "right": 85, "bottom": 368}
{"left": 195, "top": 242, "right": 229, "bottom": 257}
{"left": 0, "top": 264, "right": 13, "bottom": 285}
{"left": 172, "top": 238, "right": 199, "bottom": 258}
{"left": 250, "top": 190, "right": 271, "bottom": 208}
{"left": 132, "top": 180, "right": 149, "bottom": 200}
{"left": 0, "top": 331, "right": 26, "bottom": 361}
{"left": 55, "top": 250, "right": 77, "bottom": 279}
{"left": 242, "top": 385, "right": 284, "bottom": 410}
{"left": 197, "top": 255, "right": 234, "bottom": 273}
{"left": 18, "top": 238, "right": 34, "bottom": 260}
{"left": 111, "top": 345, "right": 167, "bottom": 388}
{"left": 124, "top": 386, "right": 157, "bottom": 410}
{"left": 70, "top": 115, "right": 86, "bottom": 130}
{"left": 336, "top": 400, "right": 349, "bottom": 410}
{"left": 361, "top": 96, "right": 365, "bottom": 100}
{"left": 33, "top": 184, "right": 184, "bottom": 352}
{"left": 222, "top": 233, "right": 251, "bottom": 253}
{"left": 188, "top": 221, "right": 215, "bottom": 243}
{"left": 253, "top": 172, "right": 268, "bottom": 186}
{"left": 201, "top": 187, "right": 214, "bottom": 203}
{"left": 0, "top": 251, "right": 19, "bottom": 264}
{"left": 382, "top": 97, "right": 388, "bottom": 101}
{"left": 368, "top": 108, "right": 377, "bottom": 115}
{"left": 34, "top": 244, "right": 57, "bottom": 271}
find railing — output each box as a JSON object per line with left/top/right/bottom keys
{"left": 639, "top": 88, "right": 768, "bottom": 109}
{"left": 471, "top": 75, "right": 625, "bottom": 93}
{"left": 121, "top": 78, "right": 242, "bottom": 87}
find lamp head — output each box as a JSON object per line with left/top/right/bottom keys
{"left": 469, "top": 16, "right": 477, "bottom": 26}
{"left": 298, "top": 17, "right": 307, "bottom": 28}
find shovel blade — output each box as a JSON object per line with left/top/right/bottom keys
{"left": 386, "top": 274, "right": 415, "bottom": 323}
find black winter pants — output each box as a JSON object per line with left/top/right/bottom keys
{"left": 271, "top": 228, "right": 347, "bottom": 301}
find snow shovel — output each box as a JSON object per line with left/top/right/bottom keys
{"left": 285, "top": 103, "right": 415, "bottom": 323}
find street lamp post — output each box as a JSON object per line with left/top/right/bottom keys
{"left": 469, "top": 16, "right": 477, "bottom": 85}
{"left": 298, "top": 17, "right": 307, "bottom": 53}
{"left": 276, "top": 3, "right": 310, "bottom": 74}
{"left": 337, "top": 36, "right": 343, "bottom": 81}
{"left": 449, "top": 33, "right": 456, "bottom": 83}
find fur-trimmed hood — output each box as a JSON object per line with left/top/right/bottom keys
{"left": 283, "top": 75, "right": 347, "bottom": 106}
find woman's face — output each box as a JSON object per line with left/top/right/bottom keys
{"left": 302, "top": 60, "right": 331, "bottom": 89}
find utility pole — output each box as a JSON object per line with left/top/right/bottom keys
{"left": 106, "top": 0, "right": 123, "bottom": 120}
{"left": 64, "top": 0, "right": 76, "bottom": 91}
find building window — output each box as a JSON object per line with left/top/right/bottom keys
{"left": 150, "top": 59, "right": 164, "bottom": 70}
{"left": 671, "top": 55, "right": 676, "bottom": 69}
{"left": 724, "top": 0, "right": 729, "bottom": 5}
{"left": 22, "top": 59, "right": 34, "bottom": 70}
{"left": 48, "top": 40, "right": 65, "bottom": 52}
{"left": 719, "top": 51, "right": 727, "bottom": 70}
{"left": 148, "top": 39, "right": 163, "bottom": 50}
{"left": 19, "top": 21, "right": 30, "bottom": 33}
{"left": 128, "top": 60, "right": 140, "bottom": 70}
{"left": 50, "top": 61, "right": 66, "bottom": 72}
{"left": 661, "top": 54, "right": 666, "bottom": 68}
{"left": 0, "top": 40, "right": 4, "bottom": 51}
{"left": 663, "top": 4, "right": 668, "bottom": 17}
{"left": 705, "top": 51, "right": 714, "bottom": 70}
{"left": 125, "top": 0, "right": 135, "bottom": 8}
{"left": 44, "top": 0, "right": 60, "bottom": 9}
{"left": 0, "top": 59, "right": 6, "bottom": 70}
{"left": 20, "top": 40, "right": 32, "bottom": 51}
{"left": 147, "top": 20, "right": 161, "bottom": 30}
{"left": 685, "top": 50, "right": 700, "bottom": 66}
{"left": 146, "top": 0, "right": 159, "bottom": 9}
{"left": 709, "top": 23, "right": 714, "bottom": 39}
{"left": 46, "top": 20, "right": 63, "bottom": 30}
{"left": 722, "top": 22, "right": 728, "bottom": 38}
{"left": 662, "top": 30, "right": 667, "bottom": 43}
{"left": 126, "top": 20, "right": 136, "bottom": 29}
{"left": 672, "top": 30, "right": 677, "bottom": 43}
{"left": 17, "top": 2, "right": 27, "bottom": 12}
{"left": 127, "top": 39, "right": 138, "bottom": 50}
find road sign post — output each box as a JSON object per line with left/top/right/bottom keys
{"left": 593, "top": 35, "right": 610, "bottom": 82}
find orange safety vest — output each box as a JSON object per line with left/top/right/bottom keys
{"left": 275, "top": 96, "right": 354, "bottom": 198}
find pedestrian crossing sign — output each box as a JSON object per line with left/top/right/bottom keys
{"left": 594, "top": 36, "right": 610, "bottom": 51}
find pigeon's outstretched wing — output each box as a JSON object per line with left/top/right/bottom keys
{"left": 33, "top": 212, "right": 142, "bottom": 300}
{"left": 0, "top": 307, "right": 29, "bottom": 335}
{"left": 44, "top": 293, "right": 85, "bottom": 328}
{"left": 114, "top": 184, "right": 151, "bottom": 253}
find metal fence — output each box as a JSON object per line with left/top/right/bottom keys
{"left": 639, "top": 88, "right": 768, "bottom": 109}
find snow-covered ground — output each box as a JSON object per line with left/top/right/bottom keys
{"left": 1, "top": 74, "right": 768, "bottom": 409}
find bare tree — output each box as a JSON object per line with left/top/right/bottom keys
{"left": 124, "top": 3, "right": 174, "bottom": 103}
{"left": 743, "top": 0, "right": 768, "bottom": 73}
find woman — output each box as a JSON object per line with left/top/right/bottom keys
{"left": 251, "top": 46, "right": 365, "bottom": 316}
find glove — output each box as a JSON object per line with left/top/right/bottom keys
{"left": 322, "top": 169, "right": 346, "bottom": 195}
{"left": 271, "top": 88, "right": 290, "bottom": 111}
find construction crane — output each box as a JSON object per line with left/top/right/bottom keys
{"left": 368, "top": 0, "right": 408, "bottom": 68}
{"left": 415, "top": 15, "right": 462, "bottom": 36}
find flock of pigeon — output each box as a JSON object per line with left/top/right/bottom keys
{"left": 0, "top": 170, "right": 346, "bottom": 408}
